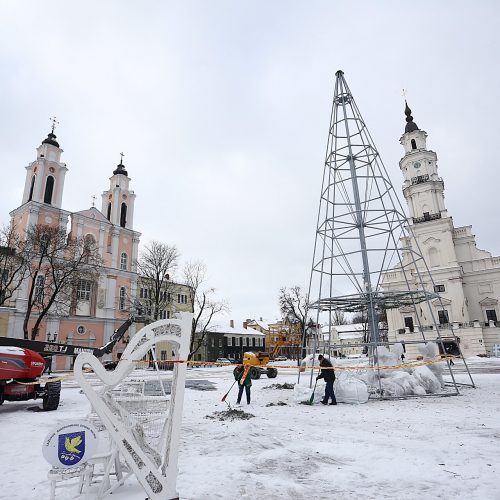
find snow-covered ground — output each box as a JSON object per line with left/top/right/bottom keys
{"left": 1, "top": 357, "right": 500, "bottom": 500}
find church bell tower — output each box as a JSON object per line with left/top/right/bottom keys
{"left": 101, "top": 154, "right": 136, "bottom": 230}
{"left": 399, "top": 103, "right": 448, "bottom": 223}
{"left": 21, "top": 120, "right": 68, "bottom": 210}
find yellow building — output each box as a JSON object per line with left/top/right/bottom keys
{"left": 135, "top": 278, "right": 193, "bottom": 367}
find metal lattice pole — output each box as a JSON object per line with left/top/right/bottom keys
{"left": 302, "top": 70, "right": 474, "bottom": 399}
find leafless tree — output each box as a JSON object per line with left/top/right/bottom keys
{"left": 279, "top": 285, "right": 308, "bottom": 335}
{"left": 183, "top": 260, "right": 228, "bottom": 360}
{"left": 22, "top": 224, "right": 102, "bottom": 340}
{"left": 0, "top": 224, "right": 29, "bottom": 306}
{"left": 136, "top": 241, "right": 179, "bottom": 321}
{"left": 332, "top": 309, "right": 347, "bottom": 326}
{"left": 279, "top": 286, "right": 311, "bottom": 359}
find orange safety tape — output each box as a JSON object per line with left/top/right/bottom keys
{"left": 11, "top": 355, "right": 456, "bottom": 386}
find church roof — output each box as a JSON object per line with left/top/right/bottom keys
{"left": 404, "top": 101, "right": 419, "bottom": 133}
{"left": 113, "top": 162, "right": 128, "bottom": 176}
{"left": 72, "top": 206, "right": 111, "bottom": 224}
{"left": 42, "top": 132, "right": 60, "bottom": 147}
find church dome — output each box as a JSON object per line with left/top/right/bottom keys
{"left": 113, "top": 162, "right": 128, "bottom": 176}
{"left": 404, "top": 102, "right": 419, "bottom": 133}
{"left": 42, "top": 132, "right": 60, "bottom": 147}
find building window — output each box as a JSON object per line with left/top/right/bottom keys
{"left": 211, "top": 338, "right": 215, "bottom": 348}
{"left": 438, "top": 310, "right": 449, "bottom": 325}
{"left": 34, "top": 275, "right": 45, "bottom": 303}
{"left": 252, "top": 337, "right": 256, "bottom": 347}
{"left": 404, "top": 316, "right": 414, "bottom": 333}
{"left": 120, "top": 252, "right": 128, "bottom": 271}
{"left": 40, "top": 234, "right": 50, "bottom": 254}
{"left": 159, "top": 310, "right": 167, "bottom": 319}
{"left": 120, "top": 203, "right": 127, "bottom": 228}
{"left": 227, "top": 336, "right": 232, "bottom": 346}
{"left": 177, "top": 294, "right": 187, "bottom": 304}
{"left": 428, "top": 247, "right": 439, "bottom": 267}
{"left": 84, "top": 234, "right": 96, "bottom": 255}
{"left": 44, "top": 175, "right": 55, "bottom": 204}
{"left": 107, "top": 202, "right": 111, "bottom": 221}
{"left": 167, "top": 310, "right": 170, "bottom": 319}
{"left": 411, "top": 139, "right": 417, "bottom": 150}
{"left": 140, "top": 287, "right": 149, "bottom": 299}
{"left": 434, "top": 284, "right": 445, "bottom": 293}
{"left": 486, "top": 309, "right": 497, "bottom": 323}
{"left": 77, "top": 279, "right": 92, "bottom": 301}
{"left": 119, "top": 287, "right": 126, "bottom": 310}
{"left": 28, "top": 175, "right": 36, "bottom": 201}
{"left": 218, "top": 338, "right": 222, "bottom": 347}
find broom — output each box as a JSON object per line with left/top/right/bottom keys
{"left": 221, "top": 379, "right": 237, "bottom": 402}
{"left": 308, "top": 379, "right": 318, "bottom": 405}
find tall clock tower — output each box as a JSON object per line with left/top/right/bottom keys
{"left": 395, "top": 103, "right": 469, "bottom": 324}
{"left": 399, "top": 103, "right": 448, "bottom": 222}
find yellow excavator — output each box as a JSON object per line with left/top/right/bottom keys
{"left": 236, "top": 336, "right": 300, "bottom": 379}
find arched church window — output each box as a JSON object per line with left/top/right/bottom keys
{"left": 428, "top": 247, "right": 439, "bottom": 268}
{"left": 411, "top": 139, "right": 417, "bottom": 150}
{"left": 28, "top": 175, "right": 36, "bottom": 201}
{"left": 120, "top": 252, "right": 128, "bottom": 271}
{"left": 107, "top": 202, "right": 112, "bottom": 221}
{"left": 120, "top": 203, "right": 127, "bottom": 228}
{"left": 40, "top": 234, "right": 50, "bottom": 255}
{"left": 44, "top": 176, "right": 55, "bottom": 204}
{"left": 34, "top": 275, "right": 45, "bottom": 303}
{"left": 83, "top": 234, "right": 96, "bottom": 255}
{"left": 119, "top": 287, "right": 126, "bottom": 310}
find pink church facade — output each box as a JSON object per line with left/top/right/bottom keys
{"left": 6, "top": 129, "right": 141, "bottom": 370}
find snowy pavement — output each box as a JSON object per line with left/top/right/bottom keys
{"left": 1, "top": 358, "right": 499, "bottom": 500}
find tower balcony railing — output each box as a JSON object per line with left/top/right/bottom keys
{"left": 413, "top": 212, "right": 441, "bottom": 224}
{"left": 411, "top": 174, "right": 429, "bottom": 185}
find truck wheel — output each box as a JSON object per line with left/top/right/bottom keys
{"left": 43, "top": 379, "right": 61, "bottom": 411}
{"left": 266, "top": 368, "right": 278, "bottom": 378}
{"left": 250, "top": 367, "right": 261, "bottom": 380}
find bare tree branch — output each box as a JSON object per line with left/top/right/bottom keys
{"left": 22, "top": 224, "right": 102, "bottom": 340}
{"left": 0, "top": 223, "right": 29, "bottom": 306}
{"left": 136, "top": 241, "right": 179, "bottom": 321}
{"left": 183, "top": 260, "right": 228, "bottom": 360}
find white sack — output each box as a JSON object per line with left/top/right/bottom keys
{"left": 413, "top": 365, "right": 442, "bottom": 394}
{"left": 335, "top": 376, "right": 369, "bottom": 404}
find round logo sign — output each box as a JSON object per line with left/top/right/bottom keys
{"left": 42, "top": 420, "right": 98, "bottom": 468}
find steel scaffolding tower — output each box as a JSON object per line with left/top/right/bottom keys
{"left": 303, "top": 70, "right": 474, "bottom": 398}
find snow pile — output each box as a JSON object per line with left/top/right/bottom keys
{"left": 293, "top": 382, "right": 322, "bottom": 404}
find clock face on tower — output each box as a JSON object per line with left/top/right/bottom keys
{"left": 413, "top": 161, "right": 421, "bottom": 169}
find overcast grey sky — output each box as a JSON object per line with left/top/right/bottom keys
{"left": 1, "top": 1, "right": 499, "bottom": 324}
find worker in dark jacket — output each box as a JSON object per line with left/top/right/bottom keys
{"left": 316, "top": 354, "right": 337, "bottom": 405}
{"left": 235, "top": 364, "right": 252, "bottom": 405}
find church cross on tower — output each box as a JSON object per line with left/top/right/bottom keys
{"left": 50, "top": 116, "right": 59, "bottom": 133}
{"left": 119, "top": 152, "right": 125, "bottom": 164}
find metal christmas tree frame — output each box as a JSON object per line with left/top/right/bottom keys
{"left": 304, "top": 70, "right": 474, "bottom": 398}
